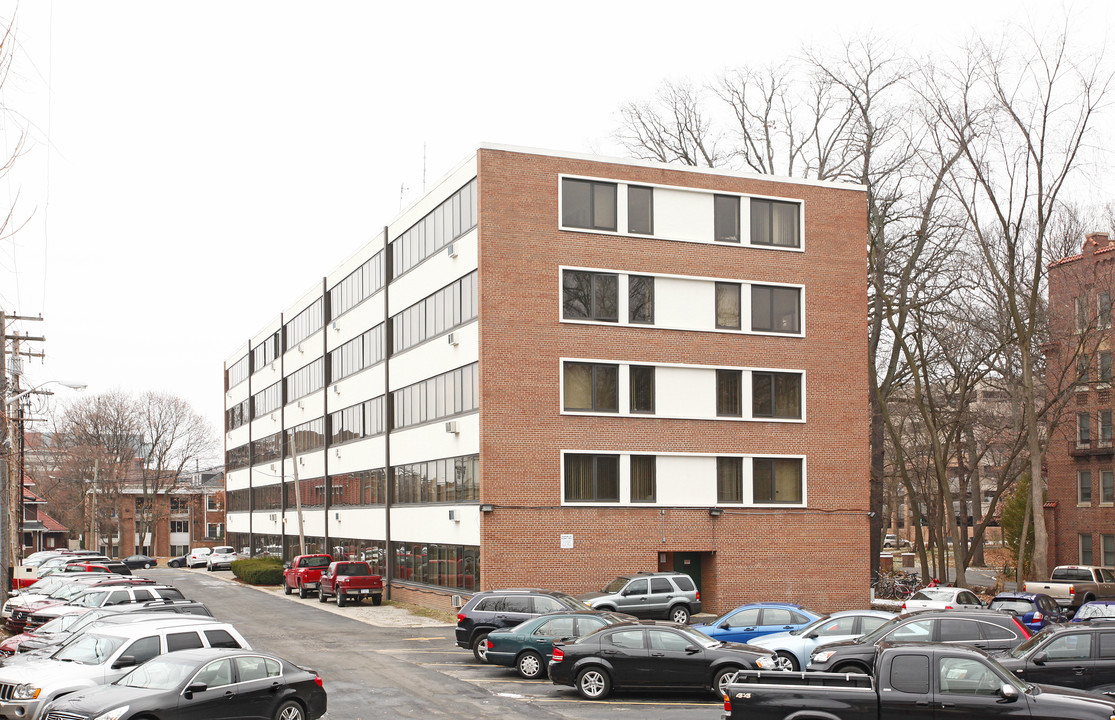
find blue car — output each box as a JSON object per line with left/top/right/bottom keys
{"left": 1071, "top": 599, "right": 1115, "bottom": 622}
{"left": 988, "top": 591, "right": 1066, "bottom": 632}
{"left": 690, "top": 602, "right": 822, "bottom": 643}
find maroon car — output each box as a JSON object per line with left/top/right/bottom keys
{"left": 317, "top": 561, "right": 383, "bottom": 607}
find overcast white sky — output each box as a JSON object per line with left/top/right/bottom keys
{"left": 0, "top": 1, "right": 1112, "bottom": 456}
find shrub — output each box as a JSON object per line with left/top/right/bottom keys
{"left": 231, "top": 557, "right": 283, "bottom": 585}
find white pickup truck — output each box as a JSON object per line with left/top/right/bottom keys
{"left": 1023, "top": 564, "right": 1115, "bottom": 612}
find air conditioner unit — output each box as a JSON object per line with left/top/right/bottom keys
{"left": 331, "top": 320, "right": 339, "bottom": 330}
{"left": 334, "top": 512, "right": 340, "bottom": 521}
{"left": 448, "top": 509, "right": 459, "bottom": 522}
{"left": 297, "top": 400, "right": 304, "bottom": 410}
{"left": 445, "top": 421, "right": 459, "bottom": 434}
{"left": 334, "top": 448, "right": 341, "bottom": 458}
{"left": 332, "top": 385, "right": 341, "bottom": 394}
{"left": 269, "top": 513, "right": 277, "bottom": 522}
{"left": 451, "top": 594, "right": 464, "bottom": 608}
{"left": 447, "top": 333, "right": 458, "bottom": 346}
{"left": 269, "top": 463, "right": 277, "bottom": 471}
{"left": 298, "top": 457, "right": 305, "bottom": 465}
{"left": 447, "top": 243, "right": 458, "bottom": 259}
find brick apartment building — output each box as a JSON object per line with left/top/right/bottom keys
{"left": 223, "top": 144, "right": 870, "bottom": 613}
{"left": 1046, "top": 231, "right": 1115, "bottom": 566}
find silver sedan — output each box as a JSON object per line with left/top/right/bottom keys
{"left": 748, "top": 609, "right": 896, "bottom": 670}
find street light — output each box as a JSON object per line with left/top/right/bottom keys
{"left": 3, "top": 380, "right": 88, "bottom": 408}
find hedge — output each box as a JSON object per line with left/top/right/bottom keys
{"left": 230, "top": 557, "right": 283, "bottom": 585}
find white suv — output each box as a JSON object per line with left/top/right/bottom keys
{"left": 205, "top": 546, "right": 238, "bottom": 572}
{"left": 186, "top": 547, "right": 212, "bottom": 569}
{"left": 0, "top": 617, "right": 249, "bottom": 720}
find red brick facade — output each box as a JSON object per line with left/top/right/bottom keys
{"left": 475, "top": 149, "right": 870, "bottom": 612}
{"left": 1046, "top": 232, "right": 1115, "bottom": 567}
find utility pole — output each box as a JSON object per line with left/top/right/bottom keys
{"left": 1, "top": 310, "right": 9, "bottom": 606}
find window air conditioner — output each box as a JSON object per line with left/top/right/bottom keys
{"left": 451, "top": 594, "right": 464, "bottom": 608}
{"left": 269, "top": 513, "right": 277, "bottom": 522}
{"left": 448, "top": 509, "right": 459, "bottom": 522}
{"left": 447, "top": 243, "right": 458, "bottom": 259}
{"left": 447, "top": 333, "right": 458, "bottom": 346}
{"left": 445, "top": 421, "right": 459, "bottom": 434}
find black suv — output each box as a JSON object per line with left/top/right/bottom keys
{"left": 995, "top": 619, "right": 1115, "bottom": 694}
{"left": 807, "top": 609, "right": 1031, "bottom": 674}
{"left": 455, "top": 589, "right": 590, "bottom": 661}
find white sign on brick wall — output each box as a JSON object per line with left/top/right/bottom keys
{"left": 560, "top": 534, "right": 574, "bottom": 549}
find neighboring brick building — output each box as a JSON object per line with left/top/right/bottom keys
{"left": 1046, "top": 231, "right": 1115, "bottom": 566}
{"left": 223, "top": 144, "right": 870, "bottom": 613}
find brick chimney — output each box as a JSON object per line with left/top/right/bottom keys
{"left": 1084, "top": 231, "right": 1112, "bottom": 255}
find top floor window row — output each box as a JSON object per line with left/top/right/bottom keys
{"left": 561, "top": 177, "right": 801, "bottom": 249}
{"left": 391, "top": 178, "right": 478, "bottom": 278}
{"left": 252, "top": 333, "right": 280, "bottom": 374}
{"left": 284, "top": 297, "right": 324, "bottom": 351}
{"left": 226, "top": 355, "right": 249, "bottom": 391}
{"left": 330, "top": 251, "right": 385, "bottom": 320}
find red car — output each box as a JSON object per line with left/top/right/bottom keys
{"left": 282, "top": 554, "right": 333, "bottom": 598}
{"left": 317, "top": 561, "right": 383, "bottom": 607}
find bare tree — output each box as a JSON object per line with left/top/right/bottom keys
{"left": 615, "top": 80, "right": 730, "bottom": 167}
{"left": 927, "top": 23, "right": 1112, "bottom": 579}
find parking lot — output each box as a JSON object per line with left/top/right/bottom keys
{"left": 152, "top": 568, "right": 726, "bottom": 720}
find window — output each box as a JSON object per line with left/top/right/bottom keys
{"left": 752, "top": 285, "right": 801, "bottom": 334}
{"left": 123, "top": 636, "right": 161, "bottom": 665}
{"left": 1078, "top": 413, "right": 1092, "bottom": 445}
{"left": 751, "top": 198, "right": 800, "bottom": 248}
{"left": 631, "top": 455, "right": 656, "bottom": 503}
{"left": 1081, "top": 534, "right": 1094, "bottom": 565}
{"left": 1077, "top": 297, "right": 1087, "bottom": 331}
{"left": 393, "top": 455, "right": 478, "bottom": 505}
{"left": 937, "top": 657, "right": 1002, "bottom": 696}
{"left": 715, "top": 283, "right": 741, "bottom": 330}
{"left": 628, "top": 185, "right": 653, "bottom": 235}
{"left": 537, "top": 617, "right": 576, "bottom": 637}
{"left": 391, "top": 272, "right": 477, "bottom": 353}
{"left": 726, "top": 608, "right": 761, "bottom": 628}
{"left": 1101, "top": 292, "right": 1112, "bottom": 329}
{"left": 284, "top": 297, "right": 324, "bottom": 350}
{"left": 608, "top": 629, "right": 646, "bottom": 649}
{"left": 1045, "top": 633, "right": 1092, "bottom": 660}
{"left": 252, "top": 333, "right": 279, "bottom": 372}
{"left": 251, "top": 382, "right": 283, "bottom": 418}
{"left": 1079, "top": 356, "right": 1091, "bottom": 383}
{"left": 563, "top": 362, "right": 618, "bottom": 412}
{"left": 329, "top": 252, "right": 385, "bottom": 319}
{"left": 1105, "top": 535, "right": 1115, "bottom": 566}
{"left": 194, "top": 658, "right": 235, "bottom": 687}
{"left": 204, "top": 629, "right": 243, "bottom": 649}
{"left": 287, "top": 418, "right": 325, "bottom": 454}
{"left": 717, "top": 370, "right": 742, "bottom": 416}
{"left": 629, "top": 275, "right": 654, "bottom": 324}
{"left": 330, "top": 325, "right": 386, "bottom": 382}
{"left": 1104, "top": 471, "right": 1114, "bottom": 504}
{"left": 392, "top": 363, "right": 478, "bottom": 429}
{"left": 647, "top": 629, "right": 691, "bottom": 651}
{"left": 889, "top": 654, "right": 930, "bottom": 694}
{"left": 630, "top": 366, "right": 655, "bottom": 414}
{"left": 169, "top": 520, "right": 188, "bottom": 534}
{"left": 166, "top": 632, "right": 204, "bottom": 651}
{"left": 562, "top": 178, "right": 617, "bottom": 231}
{"left": 564, "top": 454, "right": 619, "bottom": 502}
{"left": 391, "top": 179, "right": 477, "bottom": 277}
{"left": 714, "top": 195, "right": 740, "bottom": 242}
{"left": 226, "top": 355, "right": 249, "bottom": 390}
{"left": 206, "top": 523, "right": 224, "bottom": 539}
{"left": 753, "top": 458, "right": 803, "bottom": 504}
{"left": 562, "top": 270, "right": 618, "bottom": 322}
{"left": 717, "top": 457, "right": 743, "bottom": 503}
{"left": 285, "top": 358, "right": 324, "bottom": 403}
{"left": 236, "top": 656, "right": 281, "bottom": 682}
{"left": 1103, "top": 352, "right": 1113, "bottom": 382}
{"left": 752, "top": 372, "right": 802, "bottom": 419}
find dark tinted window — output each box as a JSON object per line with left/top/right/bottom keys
{"left": 158, "top": 588, "right": 185, "bottom": 600}
{"left": 562, "top": 270, "right": 618, "bottom": 322}
{"left": 562, "top": 179, "right": 617, "bottom": 231}
{"left": 578, "top": 617, "right": 608, "bottom": 634}
{"left": 608, "top": 630, "right": 645, "bottom": 649}
{"left": 717, "top": 370, "right": 742, "bottom": 416}
{"left": 106, "top": 590, "right": 131, "bottom": 606}
{"left": 751, "top": 285, "right": 801, "bottom": 333}
{"left": 650, "top": 578, "right": 673, "bottom": 594}
{"left": 123, "top": 636, "right": 161, "bottom": 665}
{"left": 132, "top": 589, "right": 154, "bottom": 601}
{"left": 204, "top": 629, "right": 242, "bottom": 649}
{"left": 714, "top": 195, "right": 740, "bottom": 242}
{"left": 537, "top": 617, "right": 575, "bottom": 636}
{"left": 980, "top": 622, "right": 1017, "bottom": 641}
{"left": 166, "top": 632, "right": 204, "bottom": 652}
{"left": 889, "top": 654, "right": 930, "bottom": 694}
{"left": 673, "top": 576, "right": 695, "bottom": 592}
{"left": 939, "top": 619, "right": 980, "bottom": 642}
{"left": 1099, "top": 632, "right": 1115, "bottom": 658}
{"left": 628, "top": 186, "right": 653, "bottom": 235}
{"left": 630, "top": 366, "right": 655, "bottom": 414}
{"left": 533, "top": 596, "right": 564, "bottom": 614}
{"left": 648, "top": 629, "right": 690, "bottom": 651}
{"left": 501, "top": 597, "right": 533, "bottom": 614}
{"left": 625, "top": 579, "right": 648, "bottom": 595}
{"left": 629, "top": 276, "right": 654, "bottom": 324}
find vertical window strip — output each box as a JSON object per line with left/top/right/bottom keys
{"left": 390, "top": 178, "right": 478, "bottom": 278}
{"left": 392, "top": 363, "right": 479, "bottom": 429}
{"left": 391, "top": 271, "right": 478, "bottom": 353}
{"left": 329, "top": 251, "right": 386, "bottom": 320}
{"left": 284, "top": 297, "right": 324, "bottom": 351}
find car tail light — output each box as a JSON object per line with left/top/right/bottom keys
{"left": 487, "top": 639, "right": 494, "bottom": 649}
{"left": 1069, "top": 585, "right": 1075, "bottom": 597}
{"left": 1032, "top": 611, "right": 1043, "bottom": 623}
{"left": 457, "top": 613, "right": 466, "bottom": 623}
{"left": 1011, "top": 616, "right": 1032, "bottom": 638}
{"left": 944, "top": 605, "right": 954, "bottom": 610}
{"left": 901, "top": 602, "right": 907, "bottom": 610}
{"left": 314, "top": 676, "right": 323, "bottom": 688}
{"left": 696, "top": 590, "right": 701, "bottom": 601}
{"left": 551, "top": 647, "right": 564, "bottom": 663}
{"left": 724, "top": 693, "right": 731, "bottom": 712}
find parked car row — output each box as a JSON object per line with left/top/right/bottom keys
{"left": 0, "top": 569, "right": 328, "bottom": 720}
{"left": 280, "top": 554, "right": 384, "bottom": 608}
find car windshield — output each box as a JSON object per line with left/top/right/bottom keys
{"left": 36, "top": 613, "right": 84, "bottom": 634}
{"left": 65, "top": 608, "right": 116, "bottom": 635}
{"left": 51, "top": 583, "right": 94, "bottom": 600}
{"left": 553, "top": 593, "right": 591, "bottom": 610}
{"left": 792, "top": 614, "right": 832, "bottom": 635}
{"left": 910, "top": 589, "right": 954, "bottom": 601}
{"left": 680, "top": 626, "right": 724, "bottom": 649}
{"left": 603, "top": 577, "right": 631, "bottom": 593}
{"left": 990, "top": 599, "right": 1035, "bottom": 614}
{"left": 1074, "top": 604, "right": 1115, "bottom": 620}
{"left": 337, "top": 563, "right": 370, "bottom": 576}
{"left": 52, "top": 632, "right": 125, "bottom": 665}
{"left": 214, "top": 547, "right": 234, "bottom": 554}
{"left": 1008, "top": 627, "right": 1053, "bottom": 658}
{"left": 117, "top": 655, "right": 198, "bottom": 690}
{"left": 301, "top": 556, "right": 331, "bottom": 568}
{"left": 70, "top": 591, "right": 111, "bottom": 608}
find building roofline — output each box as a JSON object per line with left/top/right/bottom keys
{"left": 477, "top": 142, "right": 869, "bottom": 192}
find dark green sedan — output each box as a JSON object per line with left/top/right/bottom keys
{"left": 485, "top": 611, "right": 634, "bottom": 678}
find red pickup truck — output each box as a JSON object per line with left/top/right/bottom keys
{"left": 282, "top": 554, "right": 333, "bottom": 598}
{"left": 317, "top": 561, "right": 383, "bottom": 607}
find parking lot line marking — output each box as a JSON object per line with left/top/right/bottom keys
{"left": 524, "top": 697, "right": 716, "bottom": 707}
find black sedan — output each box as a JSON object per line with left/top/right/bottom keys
{"left": 122, "top": 554, "right": 158, "bottom": 570}
{"left": 40, "top": 647, "right": 327, "bottom": 720}
{"left": 167, "top": 553, "right": 188, "bottom": 568}
{"left": 548, "top": 619, "right": 781, "bottom": 699}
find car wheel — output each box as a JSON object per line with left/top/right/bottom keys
{"left": 471, "top": 633, "right": 490, "bottom": 662}
{"left": 207, "top": 565, "right": 213, "bottom": 572}
{"left": 669, "top": 605, "right": 691, "bottom": 624}
{"left": 576, "top": 666, "right": 611, "bottom": 700}
{"left": 318, "top": 589, "right": 328, "bottom": 603}
{"left": 337, "top": 591, "right": 346, "bottom": 608}
{"left": 169, "top": 560, "right": 181, "bottom": 568}
{"left": 143, "top": 562, "right": 151, "bottom": 570}
{"left": 274, "top": 699, "right": 305, "bottom": 720}
{"left": 284, "top": 582, "right": 293, "bottom": 596}
{"left": 833, "top": 663, "right": 869, "bottom": 674}
{"left": 298, "top": 582, "right": 309, "bottom": 599}
{"left": 773, "top": 651, "right": 799, "bottom": 671}
{"left": 713, "top": 666, "right": 743, "bottom": 696}
{"left": 372, "top": 595, "right": 382, "bottom": 606}
{"left": 517, "top": 650, "right": 544, "bottom": 679}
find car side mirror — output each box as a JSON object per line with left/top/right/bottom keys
{"left": 112, "top": 655, "right": 137, "bottom": 670}
{"left": 685, "top": 645, "right": 701, "bottom": 654}
{"left": 621, "top": 589, "right": 632, "bottom": 596}
{"left": 719, "top": 621, "right": 731, "bottom": 629}
{"left": 1032, "top": 652, "right": 1048, "bottom": 665}
{"left": 998, "top": 683, "right": 1020, "bottom": 702}
{"left": 284, "top": 563, "right": 291, "bottom": 569}
{"left": 806, "top": 632, "right": 819, "bottom": 639}
{"left": 184, "top": 682, "right": 208, "bottom": 699}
